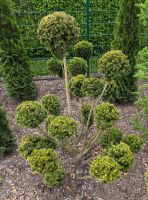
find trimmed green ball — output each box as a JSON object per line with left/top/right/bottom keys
{"left": 80, "top": 104, "right": 94, "bottom": 128}
{"left": 48, "top": 57, "right": 63, "bottom": 78}
{"left": 68, "top": 57, "right": 87, "bottom": 76}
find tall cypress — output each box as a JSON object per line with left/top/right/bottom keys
{"left": 0, "top": 0, "right": 36, "bottom": 100}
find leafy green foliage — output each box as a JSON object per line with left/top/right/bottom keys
{"left": 99, "top": 50, "right": 136, "bottom": 103}
{"left": 100, "top": 127, "right": 123, "bottom": 148}
{"left": 89, "top": 155, "right": 121, "bottom": 183}
{"left": 48, "top": 57, "right": 63, "bottom": 78}
{"left": 0, "top": 0, "right": 36, "bottom": 100}
{"left": 47, "top": 116, "right": 78, "bottom": 141}
{"left": 18, "top": 134, "right": 56, "bottom": 159}
{"left": 69, "top": 74, "right": 85, "bottom": 98}
{"left": 138, "top": 0, "right": 148, "bottom": 26}
{"left": 122, "top": 134, "right": 143, "bottom": 153}
{"left": 105, "top": 142, "right": 134, "bottom": 171}
{"left": 41, "top": 94, "right": 61, "bottom": 116}
{"left": 0, "top": 104, "right": 16, "bottom": 157}
{"left": 80, "top": 104, "right": 94, "bottom": 128}
{"left": 68, "top": 57, "right": 87, "bottom": 76}
{"left": 95, "top": 102, "right": 120, "bottom": 130}
{"left": 38, "top": 12, "right": 80, "bottom": 58}
{"left": 45, "top": 115, "right": 55, "bottom": 132}
{"left": 74, "top": 40, "right": 93, "bottom": 60}
{"left": 16, "top": 101, "right": 47, "bottom": 128}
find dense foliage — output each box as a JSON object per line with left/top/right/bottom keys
{"left": 48, "top": 57, "right": 63, "bottom": 78}
{"left": 80, "top": 104, "right": 94, "bottom": 128}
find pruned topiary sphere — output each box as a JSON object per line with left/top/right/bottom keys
{"left": 82, "top": 77, "right": 104, "bottom": 98}
{"left": 122, "top": 134, "right": 143, "bottom": 153}
{"left": 38, "top": 12, "right": 80, "bottom": 58}
{"left": 89, "top": 155, "right": 121, "bottom": 183}
{"left": 74, "top": 40, "right": 93, "bottom": 60}
{"left": 105, "top": 142, "right": 134, "bottom": 171}
{"left": 100, "top": 127, "right": 123, "bottom": 148}
{"left": 69, "top": 74, "right": 85, "bottom": 98}
{"left": 45, "top": 115, "right": 55, "bottom": 131}
{"left": 47, "top": 116, "right": 77, "bottom": 141}
{"left": 68, "top": 57, "right": 87, "bottom": 76}
{"left": 18, "top": 134, "right": 56, "bottom": 159}
{"left": 41, "top": 94, "right": 61, "bottom": 116}
{"left": 80, "top": 104, "right": 94, "bottom": 128}
{"left": 16, "top": 101, "right": 47, "bottom": 128}
{"left": 95, "top": 102, "right": 120, "bottom": 129}
{"left": 48, "top": 57, "right": 63, "bottom": 78}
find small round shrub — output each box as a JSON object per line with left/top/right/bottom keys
{"left": 16, "top": 101, "right": 47, "bottom": 128}
{"left": 81, "top": 77, "right": 104, "bottom": 98}
{"left": 74, "top": 40, "right": 93, "bottom": 60}
{"left": 122, "top": 134, "right": 143, "bottom": 153}
{"left": 27, "top": 148, "right": 59, "bottom": 174}
{"left": 18, "top": 135, "right": 56, "bottom": 159}
{"left": 47, "top": 116, "right": 78, "bottom": 141}
{"left": 41, "top": 94, "right": 61, "bottom": 116}
{"left": 89, "top": 155, "right": 121, "bottom": 183}
{"left": 105, "top": 142, "right": 134, "bottom": 171}
{"left": 100, "top": 127, "right": 123, "bottom": 148}
{"left": 80, "top": 104, "right": 94, "bottom": 128}
{"left": 68, "top": 57, "right": 87, "bottom": 76}
{"left": 69, "top": 74, "right": 85, "bottom": 98}
{"left": 48, "top": 57, "right": 63, "bottom": 78}
{"left": 95, "top": 102, "right": 120, "bottom": 130}
{"left": 45, "top": 115, "right": 55, "bottom": 131}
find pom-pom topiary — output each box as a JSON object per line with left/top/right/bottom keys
{"left": 69, "top": 75, "right": 85, "bottom": 98}
{"left": 41, "top": 94, "right": 61, "bottom": 116}
{"left": 82, "top": 77, "right": 104, "bottom": 99}
{"left": 100, "top": 127, "right": 123, "bottom": 148}
{"left": 74, "top": 40, "right": 93, "bottom": 61}
{"left": 47, "top": 116, "right": 77, "bottom": 141}
{"left": 80, "top": 104, "right": 94, "bottom": 128}
{"left": 18, "top": 134, "right": 56, "bottom": 159}
{"left": 68, "top": 57, "right": 87, "bottom": 76}
{"left": 95, "top": 102, "right": 120, "bottom": 130}
{"left": 122, "top": 134, "right": 143, "bottom": 153}
{"left": 48, "top": 57, "right": 63, "bottom": 78}
{"left": 16, "top": 101, "right": 47, "bottom": 128}
{"left": 89, "top": 155, "right": 121, "bottom": 183}
{"left": 105, "top": 142, "right": 134, "bottom": 171}
{"left": 98, "top": 50, "right": 136, "bottom": 103}
{"left": 45, "top": 115, "right": 55, "bottom": 131}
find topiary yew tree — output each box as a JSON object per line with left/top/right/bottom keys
{"left": 38, "top": 12, "right": 80, "bottom": 116}
{"left": 0, "top": 0, "right": 36, "bottom": 100}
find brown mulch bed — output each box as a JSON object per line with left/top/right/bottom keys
{"left": 0, "top": 80, "right": 148, "bottom": 200}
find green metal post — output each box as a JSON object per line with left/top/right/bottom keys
{"left": 86, "top": 0, "right": 90, "bottom": 77}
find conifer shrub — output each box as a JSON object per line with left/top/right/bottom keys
{"left": 95, "top": 102, "right": 120, "bottom": 130}
{"left": 105, "top": 142, "right": 134, "bottom": 171}
{"left": 80, "top": 104, "right": 94, "bottom": 128}
{"left": 47, "top": 116, "right": 77, "bottom": 141}
{"left": 89, "top": 155, "right": 121, "bottom": 183}
{"left": 48, "top": 57, "right": 63, "bottom": 78}
{"left": 69, "top": 75, "right": 85, "bottom": 98}
{"left": 74, "top": 40, "right": 93, "bottom": 61}
{"left": 18, "top": 134, "right": 56, "bottom": 159}
{"left": 16, "top": 101, "right": 47, "bottom": 128}
{"left": 98, "top": 50, "right": 135, "bottom": 103}
{"left": 41, "top": 94, "right": 61, "bottom": 116}
{"left": 68, "top": 57, "right": 87, "bottom": 76}
{"left": 0, "top": 104, "right": 16, "bottom": 157}
{"left": 45, "top": 115, "right": 55, "bottom": 131}
{"left": 122, "top": 134, "right": 143, "bottom": 153}
{"left": 100, "top": 127, "right": 123, "bottom": 148}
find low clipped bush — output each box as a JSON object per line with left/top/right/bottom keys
{"left": 47, "top": 116, "right": 78, "bottom": 141}
{"left": 45, "top": 115, "right": 55, "bottom": 131}
{"left": 100, "top": 127, "right": 123, "bottom": 148}
{"left": 69, "top": 74, "right": 85, "bottom": 98}
{"left": 18, "top": 134, "right": 56, "bottom": 159}
{"left": 74, "top": 40, "right": 93, "bottom": 60}
{"left": 16, "top": 101, "right": 47, "bottom": 128}
{"left": 68, "top": 57, "right": 87, "bottom": 76}
{"left": 122, "top": 134, "right": 143, "bottom": 153}
{"left": 105, "top": 142, "right": 134, "bottom": 171}
{"left": 41, "top": 94, "right": 61, "bottom": 116}
{"left": 95, "top": 102, "right": 120, "bottom": 130}
{"left": 89, "top": 155, "right": 121, "bottom": 183}
{"left": 48, "top": 57, "right": 63, "bottom": 78}
{"left": 80, "top": 104, "right": 94, "bottom": 128}
{"left": 82, "top": 77, "right": 104, "bottom": 99}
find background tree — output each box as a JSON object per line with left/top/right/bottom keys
{"left": 0, "top": 0, "right": 36, "bottom": 100}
